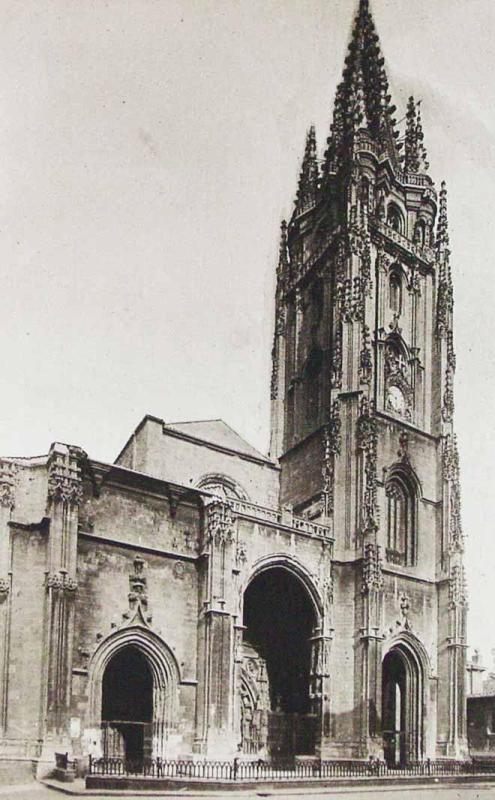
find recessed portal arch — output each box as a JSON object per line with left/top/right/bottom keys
{"left": 240, "top": 563, "right": 321, "bottom": 759}
{"left": 101, "top": 646, "right": 153, "bottom": 764}
{"left": 87, "top": 625, "right": 180, "bottom": 760}
{"left": 382, "top": 641, "right": 424, "bottom": 765}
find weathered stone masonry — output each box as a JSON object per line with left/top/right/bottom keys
{"left": 0, "top": 0, "right": 467, "bottom": 779}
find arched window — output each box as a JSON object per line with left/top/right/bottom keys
{"left": 360, "top": 177, "right": 370, "bottom": 212}
{"left": 305, "top": 346, "right": 323, "bottom": 423}
{"left": 386, "top": 474, "right": 416, "bottom": 566}
{"left": 310, "top": 279, "right": 324, "bottom": 327}
{"left": 414, "top": 219, "right": 426, "bottom": 247}
{"left": 389, "top": 271, "right": 402, "bottom": 314}
{"left": 387, "top": 203, "right": 404, "bottom": 234}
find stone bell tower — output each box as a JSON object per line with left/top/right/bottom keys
{"left": 270, "top": 0, "right": 467, "bottom": 760}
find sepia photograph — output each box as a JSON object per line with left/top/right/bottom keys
{"left": 0, "top": 0, "right": 495, "bottom": 797}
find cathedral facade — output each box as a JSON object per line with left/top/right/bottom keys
{"left": 0, "top": 0, "right": 467, "bottom": 780}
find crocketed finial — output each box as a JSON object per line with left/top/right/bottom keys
{"left": 294, "top": 126, "right": 319, "bottom": 216}
{"left": 437, "top": 181, "right": 450, "bottom": 254}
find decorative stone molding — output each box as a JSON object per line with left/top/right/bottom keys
{"left": 442, "top": 434, "right": 459, "bottom": 482}
{"left": 359, "top": 324, "right": 373, "bottom": 385}
{"left": 407, "top": 268, "right": 422, "bottom": 296}
{"left": 397, "top": 431, "right": 410, "bottom": 464}
{"left": 0, "top": 578, "right": 10, "bottom": 602}
{"left": 400, "top": 594, "right": 412, "bottom": 630}
{"left": 47, "top": 446, "right": 84, "bottom": 506}
{"left": 449, "top": 481, "right": 464, "bottom": 554}
{"left": 206, "top": 499, "right": 235, "bottom": 546}
{"left": 384, "top": 341, "right": 413, "bottom": 420}
{"left": 331, "top": 322, "right": 343, "bottom": 389}
{"left": 361, "top": 542, "right": 383, "bottom": 594}
{"left": 45, "top": 570, "right": 78, "bottom": 596}
{"left": 235, "top": 540, "right": 247, "bottom": 568}
{"left": 322, "top": 400, "right": 342, "bottom": 517}
{"left": 357, "top": 397, "right": 379, "bottom": 534}
{"left": 449, "top": 564, "right": 468, "bottom": 610}
{"left": 442, "top": 364, "right": 455, "bottom": 423}
{"left": 120, "top": 555, "right": 153, "bottom": 625}
{"left": 0, "top": 460, "right": 16, "bottom": 511}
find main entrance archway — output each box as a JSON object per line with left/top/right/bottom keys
{"left": 101, "top": 646, "right": 153, "bottom": 765}
{"left": 382, "top": 644, "right": 423, "bottom": 766}
{"left": 241, "top": 566, "right": 318, "bottom": 759}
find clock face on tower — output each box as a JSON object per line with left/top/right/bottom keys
{"left": 387, "top": 385, "right": 407, "bottom": 416}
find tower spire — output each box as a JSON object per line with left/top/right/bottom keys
{"left": 294, "top": 126, "right": 319, "bottom": 216}
{"left": 324, "top": 0, "right": 400, "bottom": 174}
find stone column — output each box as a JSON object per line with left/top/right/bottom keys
{"left": 39, "top": 444, "right": 83, "bottom": 773}
{"left": 0, "top": 461, "right": 16, "bottom": 734}
{"left": 195, "top": 499, "right": 237, "bottom": 758}
{"left": 312, "top": 537, "right": 334, "bottom": 758}
{"left": 356, "top": 398, "right": 384, "bottom": 758}
{"left": 359, "top": 542, "right": 384, "bottom": 758}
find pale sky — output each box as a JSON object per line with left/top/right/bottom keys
{"left": 1, "top": 0, "right": 494, "bottom": 665}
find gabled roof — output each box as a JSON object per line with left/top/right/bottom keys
{"left": 165, "top": 418, "right": 272, "bottom": 463}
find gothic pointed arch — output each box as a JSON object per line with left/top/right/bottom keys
{"left": 239, "top": 557, "right": 325, "bottom": 758}
{"left": 386, "top": 201, "right": 405, "bottom": 235}
{"left": 381, "top": 633, "right": 428, "bottom": 764}
{"left": 240, "top": 553, "right": 324, "bottom": 621}
{"left": 387, "top": 263, "right": 408, "bottom": 316}
{"left": 384, "top": 461, "right": 420, "bottom": 566}
{"left": 87, "top": 625, "right": 181, "bottom": 758}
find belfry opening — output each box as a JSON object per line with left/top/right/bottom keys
{"left": 240, "top": 567, "right": 318, "bottom": 759}
{"left": 101, "top": 646, "right": 153, "bottom": 765}
{"left": 382, "top": 646, "right": 423, "bottom": 766}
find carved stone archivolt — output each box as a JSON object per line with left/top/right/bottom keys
{"left": 239, "top": 641, "right": 270, "bottom": 755}
{"left": 45, "top": 570, "right": 78, "bottom": 596}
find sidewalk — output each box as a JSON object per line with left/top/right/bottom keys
{"left": 40, "top": 774, "right": 495, "bottom": 797}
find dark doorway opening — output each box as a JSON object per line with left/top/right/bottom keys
{"left": 382, "top": 647, "right": 421, "bottom": 766}
{"left": 242, "top": 568, "right": 317, "bottom": 759}
{"left": 101, "top": 646, "right": 153, "bottom": 766}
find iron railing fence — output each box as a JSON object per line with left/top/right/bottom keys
{"left": 88, "top": 755, "right": 495, "bottom": 781}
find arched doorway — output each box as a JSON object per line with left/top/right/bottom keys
{"left": 241, "top": 567, "right": 318, "bottom": 760}
{"left": 382, "top": 645, "right": 423, "bottom": 766}
{"left": 101, "top": 646, "right": 153, "bottom": 766}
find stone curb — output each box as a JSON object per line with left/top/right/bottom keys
{"left": 40, "top": 775, "right": 495, "bottom": 797}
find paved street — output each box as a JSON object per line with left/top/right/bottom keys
{"left": 3, "top": 781, "right": 495, "bottom": 800}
